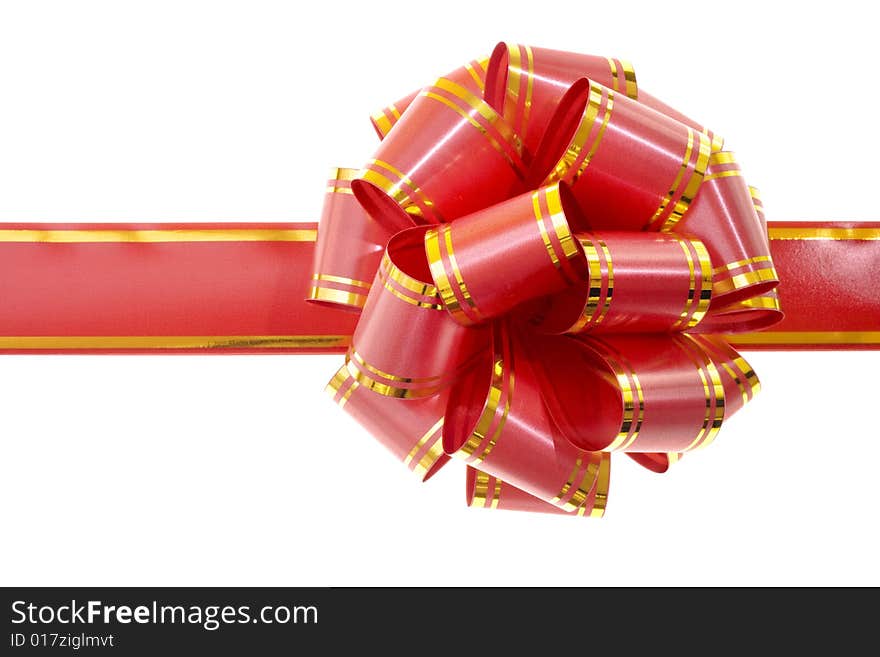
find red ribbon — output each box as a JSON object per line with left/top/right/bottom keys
{"left": 310, "top": 43, "right": 783, "bottom": 517}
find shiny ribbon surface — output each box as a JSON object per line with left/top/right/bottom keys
{"left": 312, "top": 43, "right": 787, "bottom": 517}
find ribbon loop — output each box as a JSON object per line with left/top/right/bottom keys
{"left": 538, "top": 78, "right": 712, "bottom": 232}
{"left": 353, "top": 77, "right": 528, "bottom": 230}
{"left": 346, "top": 226, "right": 488, "bottom": 399}
{"left": 308, "top": 167, "right": 391, "bottom": 311}
{"left": 524, "top": 232, "right": 713, "bottom": 334}
{"left": 424, "top": 182, "right": 589, "bottom": 326}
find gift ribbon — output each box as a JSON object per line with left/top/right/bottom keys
{"left": 312, "top": 42, "right": 790, "bottom": 517}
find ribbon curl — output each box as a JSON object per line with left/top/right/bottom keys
{"left": 309, "top": 42, "right": 782, "bottom": 517}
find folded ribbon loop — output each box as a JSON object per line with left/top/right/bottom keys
{"left": 313, "top": 43, "right": 784, "bottom": 516}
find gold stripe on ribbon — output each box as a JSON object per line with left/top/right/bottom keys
{"left": 726, "top": 331, "right": 880, "bottom": 345}
{"left": 587, "top": 339, "right": 644, "bottom": 452}
{"left": 371, "top": 110, "right": 394, "bottom": 138}
{"left": 325, "top": 365, "right": 359, "bottom": 408}
{"left": 607, "top": 58, "right": 639, "bottom": 100}
{"left": 565, "top": 83, "right": 614, "bottom": 184}
{"left": 659, "top": 130, "right": 712, "bottom": 231}
{"left": 312, "top": 273, "right": 372, "bottom": 289}
{"left": 552, "top": 451, "right": 603, "bottom": 512}
{"left": 671, "top": 238, "right": 713, "bottom": 330}
{"left": 464, "top": 56, "right": 489, "bottom": 91}
{"left": 712, "top": 255, "right": 774, "bottom": 275}
{"left": 425, "top": 225, "right": 484, "bottom": 324}
{"left": 703, "top": 169, "right": 743, "bottom": 182}
{"left": 470, "top": 470, "right": 502, "bottom": 509}
{"left": 361, "top": 159, "right": 440, "bottom": 223}
{"left": 345, "top": 350, "right": 446, "bottom": 399}
{"left": 582, "top": 453, "right": 611, "bottom": 518}
{"left": 678, "top": 336, "right": 725, "bottom": 451}
{"left": 378, "top": 252, "right": 444, "bottom": 311}
{"left": 404, "top": 418, "right": 446, "bottom": 478}
{"left": 456, "top": 328, "right": 514, "bottom": 465}
{"left": 767, "top": 227, "right": 880, "bottom": 240}
{"left": 570, "top": 235, "right": 613, "bottom": 332}
{"left": 308, "top": 287, "right": 368, "bottom": 309}
{"left": 713, "top": 267, "right": 778, "bottom": 296}
{"left": 0, "top": 229, "right": 317, "bottom": 243}
{"left": 0, "top": 335, "right": 351, "bottom": 350}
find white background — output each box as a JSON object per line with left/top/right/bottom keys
{"left": 1, "top": 0, "right": 878, "bottom": 586}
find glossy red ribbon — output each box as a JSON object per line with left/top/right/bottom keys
{"left": 312, "top": 43, "right": 785, "bottom": 517}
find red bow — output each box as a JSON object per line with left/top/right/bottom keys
{"left": 310, "top": 43, "right": 781, "bottom": 517}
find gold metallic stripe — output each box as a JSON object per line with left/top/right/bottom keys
{"left": 708, "top": 151, "right": 737, "bottom": 166}
{"left": 703, "top": 169, "right": 743, "bottom": 182}
{"left": 607, "top": 58, "right": 638, "bottom": 100}
{"left": 523, "top": 46, "right": 535, "bottom": 138}
{"left": 648, "top": 129, "right": 694, "bottom": 229}
{"left": 378, "top": 253, "right": 443, "bottom": 311}
{"left": 705, "top": 128, "right": 724, "bottom": 153}
{"left": 503, "top": 44, "right": 533, "bottom": 138}
{"left": 589, "top": 340, "right": 644, "bottom": 452}
{"left": 424, "top": 226, "right": 483, "bottom": 323}
{"left": 748, "top": 186, "right": 762, "bottom": 201}
{"left": 0, "top": 335, "right": 352, "bottom": 350}
{"left": 767, "top": 227, "right": 880, "bottom": 240}
{"left": 713, "top": 267, "right": 778, "bottom": 296}
{"left": 733, "top": 354, "right": 761, "bottom": 397}
{"left": 381, "top": 252, "right": 438, "bottom": 297}
{"left": 699, "top": 334, "right": 759, "bottom": 405}
{"left": 546, "top": 184, "right": 579, "bottom": 262}
{"left": 308, "top": 286, "right": 368, "bottom": 309}
{"left": 736, "top": 294, "right": 781, "bottom": 311}
{"left": 379, "top": 278, "right": 443, "bottom": 310}
{"left": 667, "top": 453, "right": 680, "bottom": 466}
{"left": 404, "top": 418, "right": 445, "bottom": 478}
{"left": 726, "top": 331, "right": 880, "bottom": 345}
{"left": 0, "top": 229, "right": 317, "bottom": 243}
{"left": 457, "top": 329, "right": 514, "bottom": 465}
{"left": 470, "top": 470, "right": 502, "bottom": 509}
{"left": 325, "top": 185, "right": 354, "bottom": 195}
{"left": 573, "top": 239, "right": 603, "bottom": 330}
{"left": 584, "top": 453, "right": 611, "bottom": 518}
{"left": 570, "top": 236, "right": 613, "bottom": 332}
{"left": 546, "top": 83, "right": 613, "bottom": 184}
{"left": 325, "top": 365, "right": 359, "bottom": 408}
{"left": 574, "top": 86, "right": 614, "bottom": 180}
{"left": 389, "top": 104, "right": 401, "bottom": 120}
{"left": 349, "top": 350, "right": 446, "bottom": 385}
{"left": 718, "top": 360, "right": 750, "bottom": 407}
{"left": 659, "top": 130, "right": 712, "bottom": 231}
{"left": 312, "top": 273, "right": 371, "bottom": 289}
{"left": 672, "top": 239, "right": 713, "bottom": 330}
{"left": 422, "top": 79, "right": 525, "bottom": 175}
{"left": 532, "top": 190, "right": 562, "bottom": 269}
{"left": 433, "top": 77, "right": 507, "bottom": 129}
{"left": 363, "top": 158, "right": 439, "bottom": 222}
{"left": 370, "top": 111, "right": 394, "bottom": 138}
{"left": 679, "top": 336, "right": 725, "bottom": 451}
{"left": 332, "top": 167, "right": 360, "bottom": 182}
{"left": 440, "top": 224, "right": 482, "bottom": 321}
{"left": 553, "top": 452, "right": 602, "bottom": 512}
{"left": 531, "top": 185, "right": 581, "bottom": 278}
{"left": 712, "top": 255, "right": 773, "bottom": 275}
{"left": 464, "top": 56, "right": 489, "bottom": 91}
{"left": 607, "top": 57, "right": 620, "bottom": 92}
{"left": 344, "top": 363, "right": 438, "bottom": 399}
